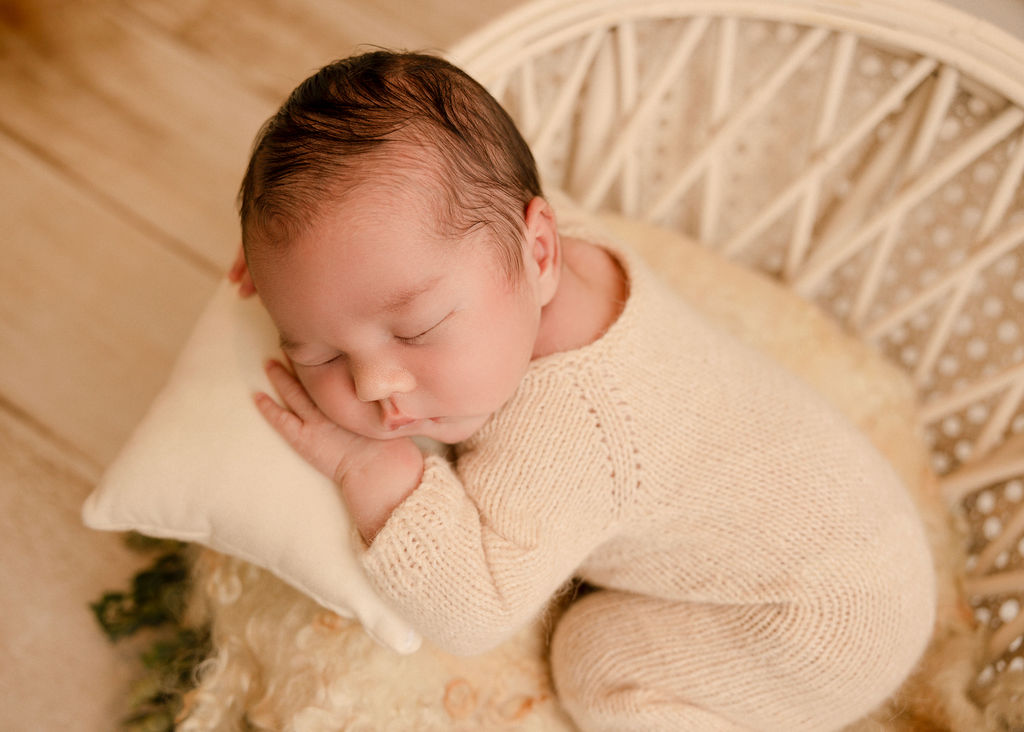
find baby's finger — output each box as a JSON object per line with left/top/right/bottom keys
{"left": 227, "top": 250, "right": 244, "bottom": 281}
{"left": 228, "top": 245, "right": 258, "bottom": 297}
{"left": 239, "top": 273, "right": 256, "bottom": 297}
{"left": 264, "top": 359, "right": 320, "bottom": 417}
{"left": 253, "top": 391, "right": 305, "bottom": 445}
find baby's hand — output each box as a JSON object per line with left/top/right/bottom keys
{"left": 254, "top": 359, "right": 359, "bottom": 483}
{"left": 254, "top": 360, "right": 423, "bottom": 541}
{"left": 227, "top": 244, "right": 257, "bottom": 298}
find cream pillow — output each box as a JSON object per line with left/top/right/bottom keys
{"left": 82, "top": 281, "right": 421, "bottom": 655}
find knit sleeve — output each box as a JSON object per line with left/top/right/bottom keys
{"left": 359, "top": 369, "right": 635, "bottom": 655}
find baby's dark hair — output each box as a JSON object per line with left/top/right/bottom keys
{"left": 239, "top": 51, "right": 543, "bottom": 278}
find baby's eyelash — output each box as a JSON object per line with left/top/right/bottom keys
{"left": 296, "top": 353, "right": 343, "bottom": 368}
{"left": 396, "top": 327, "right": 434, "bottom": 345}
{"left": 396, "top": 312, "right": 452, "bottom": 344}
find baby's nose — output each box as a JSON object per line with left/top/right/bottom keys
{"left": 351, "top": 360, "right": 415, "bottom": 403}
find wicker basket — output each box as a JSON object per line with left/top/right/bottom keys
{"left": 449, "top": 0, "right": 1024, "bottom": 695}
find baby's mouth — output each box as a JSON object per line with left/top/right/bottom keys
{"left": 382, "top": 414, "right": 418, "bottom": 431}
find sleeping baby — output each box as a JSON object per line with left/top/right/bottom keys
{"left": 229, "top": 50, "right": 936, "bottom": 731}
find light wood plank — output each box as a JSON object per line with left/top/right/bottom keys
{"left": 132, "top": 0, "right": 441, "bottom": 100}
{"left": 132, "top": 0, "right": 527, "bottom": 100}
{"left": 0, "top": 5, "right": 273, "bottom": 270}
{"left": 0, "top": 130, "right": 214, "bottom": 466}
{"left": 0, "top": 403, "right": 152, "bottom": 732}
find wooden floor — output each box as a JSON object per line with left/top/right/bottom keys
{"left": 0, "top": 1, "right": 522, "bottom": 728}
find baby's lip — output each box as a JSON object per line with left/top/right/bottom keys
{"left": 383, "top": 415, "right": 418, "bottom": 431}
{"left": 380, "top": 400, "right": 449, "bottom": 431}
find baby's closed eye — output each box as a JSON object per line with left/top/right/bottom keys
{"left": 395, "top": 311, "right": 454, "bottom": 345}
{"left": 288, "top": 351, "right": 346, "bottom": 368}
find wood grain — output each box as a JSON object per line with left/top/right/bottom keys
{"left": 0, "top": 130, "right": 214, "bottom": 466}
{"left": 0, "top": 401, "right": 153, "bottom": 731}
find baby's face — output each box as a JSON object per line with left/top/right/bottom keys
{"left": 250, "top": 184, "right": 545, "bottom": 444}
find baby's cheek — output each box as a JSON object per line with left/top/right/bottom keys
{"left": 419, "top": 354, "right": 479, "bottom": 405}
{"left": 302, "top": 369, "right": 363, "bottom": 425}
{"left": 455, "top": 344, "right": 529, "bottom": 410}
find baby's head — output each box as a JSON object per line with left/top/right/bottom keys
{"left": 240, "top": 51, "right": 563, "bottom": 443}
{"left": 240, "top": 50, "right": 542, "bottom": 280}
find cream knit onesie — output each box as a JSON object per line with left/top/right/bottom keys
{"left": 360, "top": 220, "right": 936, "bottom": 731}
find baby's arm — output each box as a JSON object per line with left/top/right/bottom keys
{"left": 361, "top": 385, "right": 628, "bottom": 655}
{"left": 255, "top": 359, "right": 423, "bottom": 541}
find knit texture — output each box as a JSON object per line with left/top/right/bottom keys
{"left": 360, "top": 217, "right": 937, "bottom": 730}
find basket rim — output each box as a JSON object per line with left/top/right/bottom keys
{"left": 447, "top": 0, "right": 1024, "bottom": 107}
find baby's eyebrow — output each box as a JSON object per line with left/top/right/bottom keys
{"left": 381, "top": 274, "right": 443, "bottom": 313}
{"left": 278, "top": 333, "right": 302, "bottom": 352}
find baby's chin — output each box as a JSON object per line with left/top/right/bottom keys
{"left": 409, "top": 420, "right": 484, "bottom": 445}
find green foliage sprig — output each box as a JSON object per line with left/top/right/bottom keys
{"left": 91, "top": 534, "right": 211, "bottom": 732}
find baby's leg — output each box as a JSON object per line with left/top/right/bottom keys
{"left": 550, "top": 589, "right": 927, "bottom": 732}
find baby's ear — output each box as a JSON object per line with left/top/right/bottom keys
{"left": 523, "top": 197, "right": 560, "bottom": 306}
